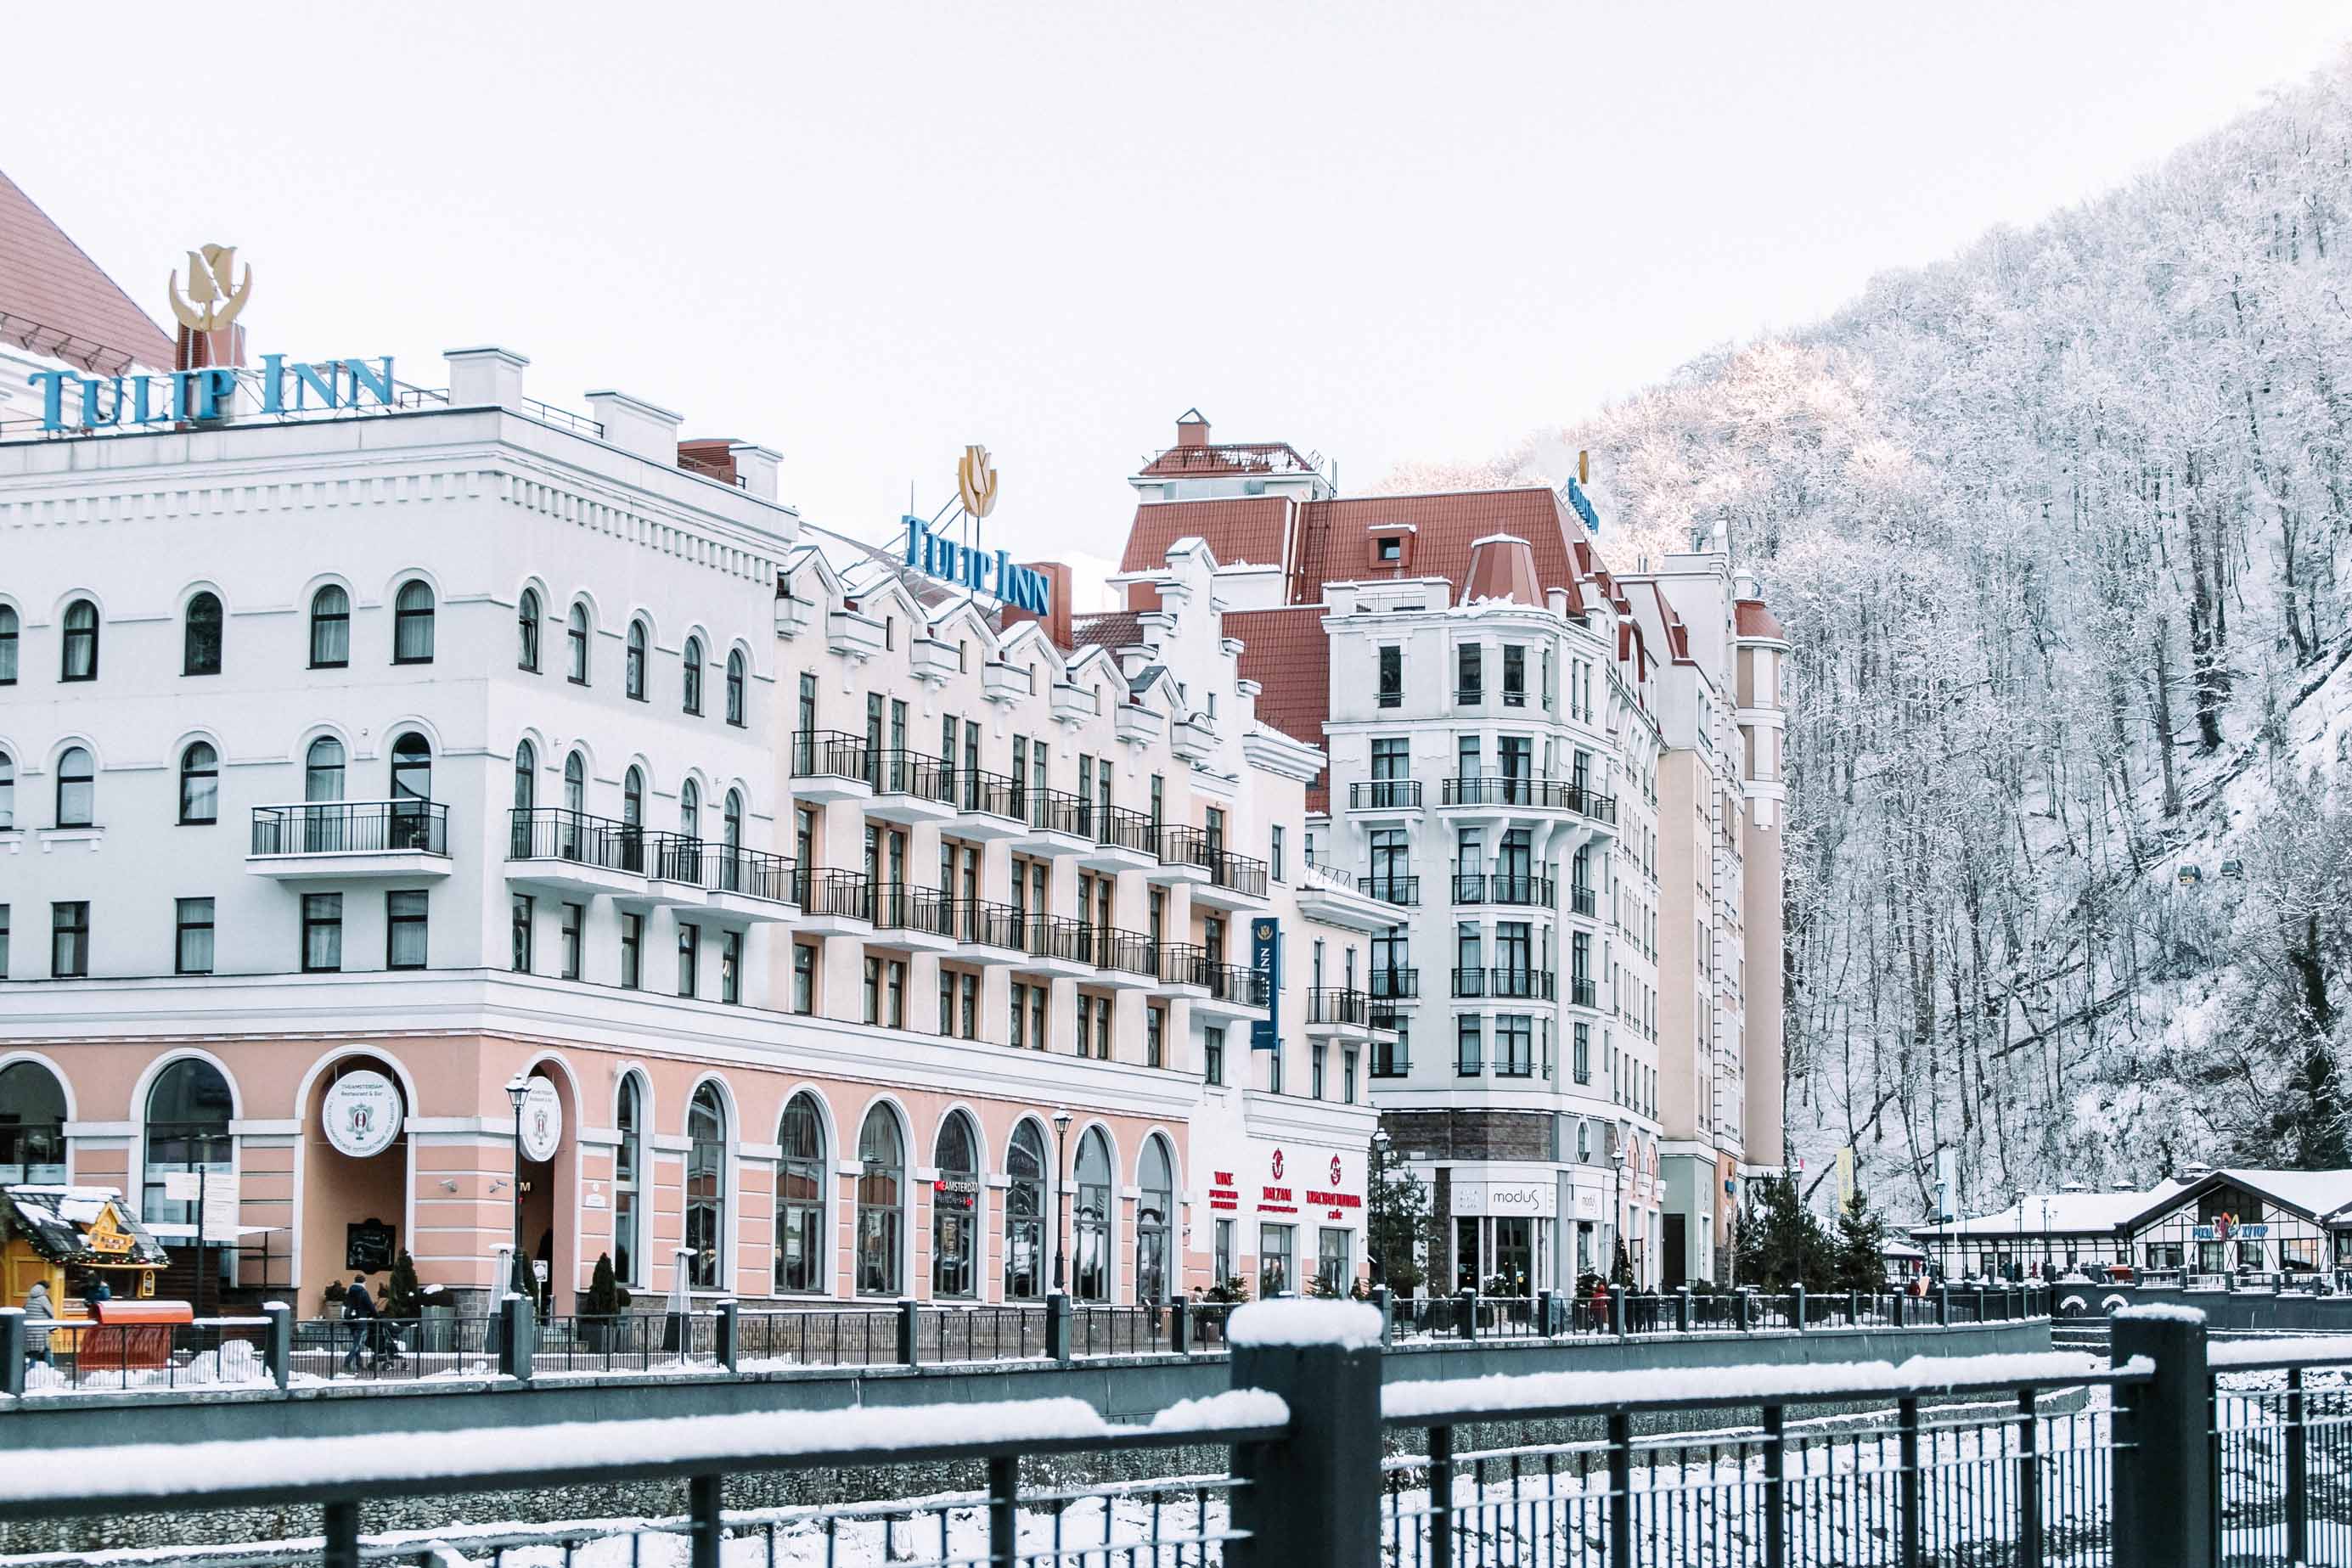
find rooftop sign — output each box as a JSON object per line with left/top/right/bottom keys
{"left": 25, "top": 354, "right": 398, "bottom": 433}
{"left": 903, "top": 444, "right": 1051, "bottom": 614}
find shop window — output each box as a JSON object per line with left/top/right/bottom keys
{"left": 1004, "top": 1120, "right": 1048, "bottom": 1300}
{"left": 143, "top": 1058, "right": 232, "bottom": 1227}
{"left": 1260, "top": 1222, "right": 1295, "bottom": 1298}
{"left": 857, "top": 1105, "right": 904, "bottom": 1295}
{"left": 1073, "top": 1127, "right": 1112, "bottom": 1302}
{"left": 932, "top": 1112, "right": 981, "bottom": 1299}
{"left": 0, "top": 1061, "right": 68, "bottom": 1183}
{"left": 613, "top": 1075, "right": 645, "bottom": 1284}
{"left": 775, "top": 1093, "right": 826, "bottom": 1294}
{"left": 684, "top": 1084, "right": 727, "bottom": 1289}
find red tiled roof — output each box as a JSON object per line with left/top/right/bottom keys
{"left": 1228, "top": 606, "right": 1334, "bottom": 812}
{"left": 1070, "top": 610, "right": 1144, "bottom": 649}
{"left": 1736, "top": 599, "right": 1787, "bottom": 640}
{"left": 1291, "top": 489, "right": 1584, "bottom": 608}
{"left": 1139, "top": 441, "right": 1320, "bottom": 478}
{"left": 0, "top": 167, "right": 175, "bottom": 374}
{"left": 1120, "top": 495, "right": 1293, "bottom": 575}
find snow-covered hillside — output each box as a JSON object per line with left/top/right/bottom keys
{"left": 1399, "top": 51, "right": 2352, "bottom": 1221}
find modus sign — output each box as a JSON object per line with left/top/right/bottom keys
{"left": 26, "top": 354, "right": 397, "bottom": 433}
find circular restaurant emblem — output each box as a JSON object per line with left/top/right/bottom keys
{"left": 1330, "top": 1155, "right": 1343, "bottom": 1186}
{"left": 519, "top": 1078, "right": 565, "bottom": 1163}
{"left": 323, "top": 1070, "right": 402, "bottom": 1159}
{"left": 1271, "top": 1148, "right": 1285, "bottom": 1180}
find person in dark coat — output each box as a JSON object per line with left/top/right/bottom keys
{"left": 341, "top": 1271, "right": 380, "bottom": 1372}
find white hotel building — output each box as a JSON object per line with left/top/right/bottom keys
{"left": 0, "top": 190, "right": 1393, "bottom": 1312}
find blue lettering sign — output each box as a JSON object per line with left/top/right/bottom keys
{"left": 902, "top": 514, "right": 1053, "bottom": 615}
{"left": 25, "top": 356, "right": 397, "bottom": 435}
{"left": 1249, "top": 919, "right": 1280, "bottom": 1050}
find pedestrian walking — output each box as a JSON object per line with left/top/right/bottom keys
{"left": 21, "top": 1281, "right": 53, "bottom": 1367}
{"left": 341, "top": 1271, "right": 380, "bottom": 1373}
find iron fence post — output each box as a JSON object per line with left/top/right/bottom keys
{"left": 1046, "top": 1292, "right": 1072, "bottom": 1362}
{"left": 2288, "top": 1364, "right": 2308, "bottom": 1565}
{"left": 1537, "top": 1289, "right": 1555, "bottom": 1337}
{"left": 262, "top": 1301, "right": 290, "bottom": 1390}
{"left": 1898, "top": 1397, "right": 1922, "bottom": 1568}
{"left": 1371, "top": 1286, "right": 1393, "bottom": 1346}
{"left": 897, "top": 1298, "right": 919, "bottom": 1365}
{"left": 1169, "top": 1295, "right": 1190, "bottom": 1355}
{"left": 1737, "top": 1290, "right": 1753, "bottom": 1332}
{"left": 1763, "top": 1402, "right": 1787, "bottom": 1568}
{"left": 988, "top": 1453, "right": 1019, "bottom": 1567}
{"left": 1458, "top": 1287, "right": 1478, "bottom": 1342}
{"left": 498, "top": 1294, "right": 534, "bottom": 1382}
{"left": 1607, "top": 1410, "right": 1633, "bottom": 1568}
{"left": 0, "top": 1308, "right": 21, "bottom": 1397}
{"left": 688, "top": 1472, "right": 722, "bottom": 1568}
{"left": 2017, "top": 1385, "right": 2043, "bottom": 1568}
{"left": 1676, "top": 1286, "right": 1692, "bottom": 1333}
{"left": 1228, "top": 1313, "right": 1381, "bottom": 1568}
{"left": 1975, "top": 1287, "right": 1987, "bottom": 1322}
{"left": 715, "top": 1298, "right": 739, "bottom": 1374}
{"left": 1792, "top": 1284, "right": 1807, "bottom": 1333}
{"left": 322, "top": 1498, "right": 360, "bottom": 1568}
{"left": 1848, "top": 1288, "right": 1861, "bottom": 1325}
{"left": 1936, "top": 1285, "right": 1950, "bottom": 1327}
{"left": 2109, "top": 1308, "right": 2212, "bottom": 1568}
{"left": 1428, "top": 1424, "right": 1455, "bottom": 1566}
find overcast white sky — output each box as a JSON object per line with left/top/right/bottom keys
{"left": 10, "top": 3, "right": 2349, "bottom": 570}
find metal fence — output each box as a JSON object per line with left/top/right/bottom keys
{"left": 5, "top": 1307, "right": 2340, "bottom": 1568}
{"left": 19, "top": 1317, "right": 273, "bottom": 1392}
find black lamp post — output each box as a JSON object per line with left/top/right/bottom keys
{"left": 1370, "top": 1128, "right": 1392, "bottom": 1285}
{"left": 1612, "top": 1144, "right": 1628, "bottom": 1283}
{"left": 1050, "top": 1107, "right": 1072, "bottom": 1292}
{"left": 504, "top": 1074, "right": 529, "bottom": 1298}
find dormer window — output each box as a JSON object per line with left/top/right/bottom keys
{"left": 1376, "top": 537, "right": 1402, "bottom": 563}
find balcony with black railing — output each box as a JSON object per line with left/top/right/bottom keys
{"left": 1014, "top": 913, "right": 1098, "bottom": 975}
{"left": 948, "top": 768, "right": 1028, "bottom": 837}
{"left": 1449, "top": 872, "right": 1556, "bottom": 908}
{"left": 1092, "top": 927, "right": 1165, "bottom": 988}
{"left": 1081, "top": 803, "right": 1161, "bottom": 870}
{"left": 506, "top": 807, "right": 639, "bottom": 896}
{"left": 1570, "top": 884, "right": 1597, "bottom": 916}
{"left": 1569, "top": 976, "right": 1597, "bottom": 1007}
{"left": 788, "top": 729, "right": 875, "bottom": 801}
{"left": 249, "top": 801, "right": 452, "bottom": 880}
{"left": 799, "top": 868, "right": 876, "bottom": 932}
{"left": 1438, "top": 778, "right": 1620, "bottom": 826}
{"left": 1014, "top": 787, "right": 1091, "bottom": 851}
{"left": 1348, "top": 780, "right": 1423, "bottom": 812}
{"left": 1370, "top": 1038, "right": 1413, "bottom": 1076}
{"left": 1451, "top": 968, "right": 1558, "bottom": 1000}
{"left": 1368, "top": 967, "right": 1420, "bottom": 1000}
{"left": 1162, "top": 828, "right": 1269, "bottom": 909}
{"left": 1359, "top": 874, "right": 1420, "bottom": 907}
{"left": 944, "top": 898, "right": 1027, "bottom": 955}
{"left": 1155, "top": 942, "right": 1213, "bottom": 991}
{"left": 702, "top": 844, "right": 798, "bottom": 913}
{"left": 867, "top": 750, "right": 958, "bottom": 823}
{"left": 1191, "top": 961, "right": 1270, "bottom": 1017}
{"left": 866, "top": 883, "right": 958, "bottom": 947}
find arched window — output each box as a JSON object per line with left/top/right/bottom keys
{"left": 725, "top": 650, "right": 746, "bottom": 727}
{"left": 305, "top": 737, "right": 346, "bottom": 801}
{"left": 0, "top": 1061, "right": 68, "bottom": 1183}
{"left": 684, "top": 1083, "right": 727, "bottom": 1290}
{"left": 775, "top": 1093, "right": 826, "bottom": 1294}
{"left": 178, "top": 742, "right": 219, "bottom": 825}
{"left": 390, "top": 733, "right": 433, "bottom": 851}
{"left": 856, "top": 1105, "right": 904, "bottom": 1296}
{"left": 59, "top": 599, "right": 98, "bottom": 682}
{"left": 566, "top": 603, "right": 591, "bottom": 683}
{"left": 1136, "top": 1137, "right": 1174, "bottom": 1306}
{"left": 613, "top": 1075, "right": 644, "bottom": 1285}
{"left": 0, "top": 604, "right": 16, "bottom": 684}
{"left": 625, "top": 620, "right": 648, "bottom": 700}
{"left": 1004, "top": 1121, "right": 1047, "bottom": 1301}
{"left": 513, "top": 741, "right": 536, "bottom": 812}
{"left": 932, "top": 1112, "right": 981, "bottom": 1298}
{"left": 309, "top": 586, "right": 350, "bottom": 668}
{"left": 392, "top": 581, "right": 436, "bottom": 664}
{"left": 143, "top": 1059, "right": 232, "bottom": 1226}
{"left": 683, "top": 635, "right": 705, "bottom": 715}
{"left": 719, "top": 790, "right": 745, "bottom": 891}
{"left": 679, "top": 778, "right": 701, "bottom": 843}
{"left": 516, "top": 589, "right": 542, "bottom": 672}
{"left": 183, "top": 592, "right": 222, "bottom": 677}
{"left": 0, "top": 750, "right": 14, "bottom": 831}
{"left": 623, "top": 766, "right": 644, "bottom": 829}
{"left": 560, "top": 751, "right": 587, "bottom": 859}
{"left": 53, "top": 746, "right": 93, "bottom": 829}
{"left": 1073, "top": 1127, "right": 1111, "bottom": 1302}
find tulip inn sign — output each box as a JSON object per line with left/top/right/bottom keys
{"left": 902, "top": 444, "right": 1053, "bottom": 615}
{"left": 27, "top": 355, "right": 398, "bottom": 433}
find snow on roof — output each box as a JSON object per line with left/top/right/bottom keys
{"left": 1912, "top": 1187, "right": 2162, "bottom": 1239}
{"left": 2208, "top": 1168, "right": 2352, "bottom": 1222}
{"left": 1228, "top": 1299, "right": 1383, "bottom": 1352}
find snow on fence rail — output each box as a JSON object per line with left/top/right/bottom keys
{"left": 0, "top": 1301, "right": 2343, "bottom": 1567}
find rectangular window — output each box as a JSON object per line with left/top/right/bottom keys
{"left": 1075, "top": 995, "right": 1092, "bottom": 1057}
{"left": 174, "top": 896, "right": 214, "bottom": 976}
{"left": 1455, "top": 1015, "right": 1483, "bottom": 1076}
{"left": 1030, "top": 985, "right": 1048, "bottom": 1052}
{"left": 797, "top": 672, "right": 818, "bottom": 735}
{"left": 49, "top": 902, "right": 88, "bottom": 979}
{"left": 1343, "top": 1048, "right": 1359, "bottom": 1104}
{"left": 677, "top": 922, "right": 700, "bottom": 997}
{"left": 1270, "top": 825, "right": 1285, "bottom": 882}
{"left": 791, "top": 940, "right": 814, "bottom": 1013}
{"left": 0, "top": 904, "right": 9, "bottom": 977}
{"left": 1150, "top": 773, "right": 1164, "bottom": 826}
{"left": 1502, "top": 644, "right": 1526, "bottom": 706}
{"left": 886, "top": 958, "right": 905, "bottom": 1027}
{"left": 1318, "top": 1227, "right": 1353, "bottom": 1295}
{"left": 386, "top": 891, "right": 428, "bottom": 969}
{"left": 940, "top": 973, "right": 955, "bottom": 1036}
{"left": 621, "top": 913, "right": 643, "bottom": 990}
{"left": 1377, "top": 645, "right": 1402, "bottom": 708}
{"left": 1214, "top": 1218, "right": 1234, "bottom": 1290}
{"left": 1497, "top": 1014, "right": 1533, "bottom": 1076}
{"left": 1205, "top": 1026, "right": 1226, "bottom": 1086}
{"left": 301, "top": 893, "right": 342, "bottom": 973}
{"left": 1010, "top": 981, "right": 1028, "bottom": 1048}
{"left": 560, "top": 902, "right": 584, "bottom": 980}
{"left": 1269, "top": 1043, "right": 1285, "bottom": 1095}
{"left": 1573, "top": 1021, "right": 1590, "bottom": 1083}
{"left": 510, "top": 894, "right": 533, "bottom": 973}
{"left": 1456, "top": 644, "right": 1482, "bottom": 704}
{"left": 721, "top": 930, "right": 742, "bottom": 1005}
{"left": 1146, "top": 1005, "right": 1165, "bottom": 1069}
{"left": 864, "top": 955, "right": 883, "bottom": 1025}
{"left": 1260, "top": 1223, "right": 1295, "bottom": 1297}
{"left": 959, "top": 970, "right": 978, "bottom": 1039}
{"left": 1312, "top": 1043, "right": 1327, "bottom": 1100}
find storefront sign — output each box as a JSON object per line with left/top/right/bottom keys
{"left": 519, "top": 1079, "right": 564, "bottom": 1162}
{"left": 2193, "top": 1222, "right": 2268, "bottom": 1240}
{"left": 1209, "top": 1171, "right": 1240, "bottom": 1212}
{"left": 899, "top": 447, "right": 1049, "bottom": 612}
{"left": 1455, "top": 1180, "right": 1558, "bottom": 1218}
{"left": 1249, "top": 919, "right": 1280, "bottom": 1049}
{"left": 1573, "top": 1189, "right": 1603, "bottom": 1221}
{"left": 323, "top": 1071, "right": 402, "bottom": 1159}
{"left": 86, "top": 1206, "right": 134, "bottom": 1255}
{"left": 27, "top": 354, "right": 397, "bottom": 434}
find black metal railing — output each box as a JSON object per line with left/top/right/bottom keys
{"left": 946, "top": 897, "right": 1026, "bottom": 948}
{"left": 1452, "top": 967, "right": 1557, "bottom": 999}
{"left": 1359, "top": 874, "right": 1420, "bottom": 906}
{"left": 870, "top": 748, "right": 955, "bottom": 805}
{"left": 869, "top": 882, "right": 956, "bottom": 940}
{"left": 1369, "top": 967, "right": 1420, "bottom": 999}
{"left": 648, "top": 833, "right": 706, "bottom": 888}
{"left": 706, "top": 844, "right": 796, "bottom": 902}
{"left": 1155, "top": 825, "right": 1270, "bottom": 897}
{"left": 788, "top": 728, "right": 871, "bottom": 784}
{"left": 1094, "top": 927, "right": 1162, "bottom": 979}
{"left": 1093, "top": 802, "right": 1161, "bottom": 856}
{"left": 1018, "top": 913, "right": 1093, "bottom": 966}
{"left": 1570, "top": 976, "right": 1597, "bottom": 1006}
{"left": 807, "top": 868, "right": 875, "bottom": 921}
{"left": 1371, "top": 1042, "right": 1412, "bottom": 1076}
{"left": 1200, "top": 962, "right": 1271, "bottom": 1008}
{"left": 1441, "top": 777, "right": 1620, "bottom": 823}
{"left": 1023, "top": 786, "right": 1089, "bottom": 838}
{"left": 1157, "top": 941, "right": 1213, "bottom": 986}
{"left": 1571, "top": 883, "right": 1597, "bottom": 916}
{"left": 1350, "top": 780, "right": 1423, "bottom": 810}
{"left": 1450, "top": 872, "right": 1556, "bottom": 906}
{"left": 251, "top": 800, "right": 448, "bottom": 857}
{"left": 509, "top": 806, "right": 633, "bottom": 870}
{"left": 1306, "top": 986, "right": 1376, "bottom": 1028}
{"left": 954, "top": 767, "right": 1026, "bottom": 824}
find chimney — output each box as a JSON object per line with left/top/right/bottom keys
{"left": 1001, "top": 560, "right": 1073, "bottom": 648}
{"left": 1176, "top": 408, "right": 1210, "bottom": 449}
{"left": 584, "top": 390, "right": 684, "bottom": 464}
{"left": 677, "top": 438, "right": 740, "bottom": 486}
{"left": 1732, "top": 568, "right": 1760, "bottom": 601}
{"left": 444, "top": 346, "right": 528, "bottom": 411}
{"left": 175, "top": 320, "right": 246, "bottom": 373}
{"left": 729, "top": 442, "right": 782, "bottom": 502}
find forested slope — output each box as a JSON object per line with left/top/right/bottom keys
{"left": 1428, "top": 54, "right": 2352, "bottom": 1218}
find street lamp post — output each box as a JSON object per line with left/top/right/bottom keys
{"left": 1050, "top": 1107, "right": 1073, "bottom": 1293}
{"left": 1370, "top": 1128, "right": 1392, "bottom": 1286}
{"left": 504, "top": 1074, "right": 529, "bottom": 1301}
{"left": 1611, "top": 1144, "right": 1628, "bottom": 1283}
